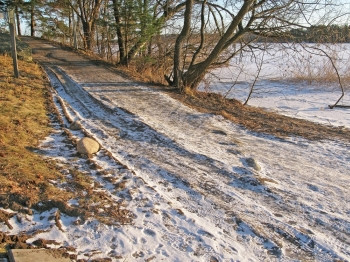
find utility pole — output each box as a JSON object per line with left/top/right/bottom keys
{"left": 9, "top": 8, "right": 19, "bottom": 78}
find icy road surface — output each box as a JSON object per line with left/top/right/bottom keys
{"left": 2, "top": 38, "right": 349, "bottom": 261}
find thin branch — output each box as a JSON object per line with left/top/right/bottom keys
{"left": 300, "top": 44, "right": 344, "bottom": 109}
{"left": 208, "top": 5, "right": 223, "bottom": 36}
{"left": 206, "top": 2, "right": 234, "bottom": 17}
{"left": 223, "top": 66, "right": 244, "bottom": 98}
{"left": 189, "top": 0, "right": 206, "bottom": 67}
{"left": 244, "top": 45, "right": 265, "bottom": 105}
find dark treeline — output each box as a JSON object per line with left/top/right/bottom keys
{"left": 289, "top": 25, "right": 350, "bottom": 43}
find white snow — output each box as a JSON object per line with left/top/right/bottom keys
{"left": 201, "top": 43, "right": 350, "bottom": 128}
{"left": 1, "top": 39, "right": 349, "bottom": 261}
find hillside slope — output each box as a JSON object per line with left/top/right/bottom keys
{"left": 1, "top": 37, "right": 349, "bottom": 261}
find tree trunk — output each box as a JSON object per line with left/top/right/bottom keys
{"left": 182, "top": 0, "right": 254, "bottom": 89}
{"left": 30, "top": 1, "right": 35, "bottom": 37}
{"left": 9, "top": 8, "right": 19, "bottom": 78}
{"left": 173, "top": 0, "right": 194, "bottom": 88}
{"left": 100, "top": 29, "right": 106, "bottom": 58}
{"left": 107, "top": 30, "right": 113, "bottom": 61}
{"left": 112, "top": 0, "right": 125, "bottom": 63}
{"left": 73, "top": 14, "right": 78, "bottom": 49}
{"left": 96, "top": 28, "right": 100, "bottom": 54}
{"left": 148, "top": 36, "right": 152, "bottom": 56}
{"left": 120, "top": 40, "right": 147, "bottom": 65}
{"left": 68, "top": 7, "right": 72, "bottom": 45}
{"left": 82, "top": 21, "right": 93, "bottom": 50}
{"left": 70, "top": 0, "right": 102, "bottom": 51}
{"left": 15, "top": 5, "right": 21, "bottom": 36}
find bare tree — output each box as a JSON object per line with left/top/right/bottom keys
{"left": 169, "top": 0, "right": 343, "bottom": 91}
{"left": 173, "top": 0, "right": 193, "bottom": 87}
{"left": 68, "top": 0, "right": 104, "bottom": 50}
{"left": 112, "top": 0, "right": 125, "bottom": 61}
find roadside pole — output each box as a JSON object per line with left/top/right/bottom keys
{"left": 8, "top": 8, "right": 19, "bottom": 78}
{"left": 73, "top": 16, "right": 77, "bottom": 50}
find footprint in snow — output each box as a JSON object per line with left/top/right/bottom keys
{"left": 241, "top": 157, "right": 261, "bottom": 171}
{"left": 307, "top": 183, "right": 320, "bottom": 192}
{"left": 211, "top": 129, "right": 228, "bottom": 136}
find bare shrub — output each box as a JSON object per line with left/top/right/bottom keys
{"left": 287, "top": 44, "right": 350, "bottom": 90}
{"left": 291, "top": 59, "right": 337, "bottom": 84}
{"left": 119, "top": 55, "right": 172, "bottom": 85}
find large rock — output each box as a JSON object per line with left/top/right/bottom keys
{"left": 77, "top": 137, "right": 100, "bottom": 155}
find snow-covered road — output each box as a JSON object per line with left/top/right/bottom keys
{"left": 3, "top": 38, "right": 349, "bottom": 261}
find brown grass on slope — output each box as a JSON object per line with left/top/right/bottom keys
{"left": 167, "top": 90, "right": 350, "bottom": 142}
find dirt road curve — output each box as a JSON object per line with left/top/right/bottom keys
{"left": 21, "top": 37, "right": 350, "bottom": 261}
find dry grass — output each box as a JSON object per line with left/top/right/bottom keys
{"left": 291, "top": 62, "right": 349, "bottom": 85}
{"left": 0, "top": 54, "right": 73, "bottom": 207}
{"left": 288, "top": 52, "right": 350, "bottom": 89}
{"left": 166, "top": 90, "right": 350, "bottom": 142}
{"left": 0, "top": 53, "right": 133, "bottom": 233}
{"left": 117, "top": 56, "right": 171, "bottom": 86}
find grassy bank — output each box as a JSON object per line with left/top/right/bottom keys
{"left": 0, "top": 54, "right": 73, "bottom": 209}
{"left": 0, "top": 33, "right": 32, "bottom": 61}
{"left": 0, "top": 49, "right": 130, "bottom": 253}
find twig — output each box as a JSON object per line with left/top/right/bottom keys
{"left": 244, "top": 47, "right": 266, "bottom": 105}
{"left": 223, "top": 66, "right": 244, "bottom": 99}
{"left": 55, "top": 210, "right": 65, "bottom": 232}
{"left": 299, "top": 44, "right": 345, "bottom": 109}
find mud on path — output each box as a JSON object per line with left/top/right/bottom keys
{"left": 2, "top": 37, "right": 348, "bottom": 261}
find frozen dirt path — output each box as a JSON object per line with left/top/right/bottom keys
{"left": 19, "top": 38, "right": 350, "bottom": 261}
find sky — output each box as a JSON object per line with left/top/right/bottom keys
{"left": 1, "top": 1, "right": 350, "bottom": 37}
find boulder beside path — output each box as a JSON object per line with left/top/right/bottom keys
{"left": 77, "top": 137, "right": 100, "bottom": 155}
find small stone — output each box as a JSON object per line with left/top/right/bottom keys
{"left": 69, "top": 120, "right": 81, "bottom": 130}
{"left": 245, "top": 157, "right": 261, "bottom": 171}
{"left": 210, "top": 256, "right": 219, "bottom": 262}
{"left": 77, "top": 137, "right": 100, "bottom": 155}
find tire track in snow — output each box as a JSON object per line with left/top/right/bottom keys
{"left": 24, "top": 38, "right": 349, "bottom": 261}
{"left": 44, "top": 64, "right": 348, "bottom": 261}
{"left": 45, "top": 65, "right": 265, "bottom": 260}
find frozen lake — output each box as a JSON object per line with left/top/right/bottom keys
{"left": 200, "top": 43, "right": 350, "bottom": 128}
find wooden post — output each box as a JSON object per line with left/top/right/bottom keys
{"left": 9, "top": 8, "right": 19, "bottom": 78}
{"left": 73, "top": 13, "right": 78, "bottom": 49}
